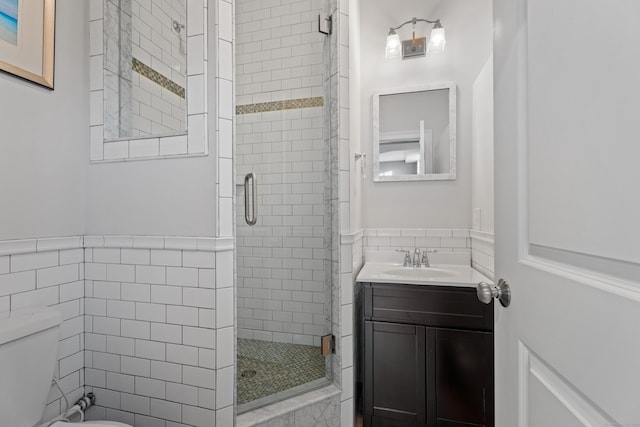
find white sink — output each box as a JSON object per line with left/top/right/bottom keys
{"left": 383, "top": 268, "right": 457, "bottom": 280}
{"left": 356, "top": 263, "right": 492, "bottom": 288}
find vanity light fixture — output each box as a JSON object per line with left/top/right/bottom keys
{"left": 385, "top": 17, "right": 446, "bottom": 59}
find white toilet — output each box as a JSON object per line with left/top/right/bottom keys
{"left": 0, "top": 307, "right": 132, "bottom": 427}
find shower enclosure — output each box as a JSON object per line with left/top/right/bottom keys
{"left": 235, "top": 0, "right": 336, "bottom": 412}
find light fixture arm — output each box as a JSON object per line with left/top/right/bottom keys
{"left": 389, "top": 17, "right": 441, "bottom": 34}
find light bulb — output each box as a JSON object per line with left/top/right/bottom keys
{"left": 427, "top": 25, "right": 446, "bottom": 53}
{"left": 385, "top": 30, "right": 401, "bottom": 59}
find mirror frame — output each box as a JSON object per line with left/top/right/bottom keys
{"left": 372, "top": 82, "right": 457, "bottom": 182}
{"left": 88, "top": 0, "right": 208, "bottom": 162}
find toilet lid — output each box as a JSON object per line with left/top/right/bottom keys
{"left": 49, "top": 422, "right": 133, "bottom": 427}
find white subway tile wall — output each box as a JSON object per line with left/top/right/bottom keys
{"left": 235, "top": 0, "right": 325, "bottom": 106}
{"left": 0, "top": 238, "right": 85, "bottom": 424}
{"left": 363, "top": 228, "right": 472, "bottom": 255}
{"left": 338, "top": 231, "right": 363, "bottom": 427}
{"left": 333, "top": 1, "right": 353, "bottom": 424}
{"left": 83, "top": 244, "right": 220, "bottom": 426}
{"left": 235, "top": 106, "right": 330, "bottom": 346}
{"left": 130, "top": 0, "right": 188, "bottom": 137}
{"left": 103, "top": 0, "right": 188, "bottom": 140}
{"left": 0, "top": 234, "right": 233, "bottom": 427}
{"left": 470, "top": 230, "right": 495, "bottom": 280}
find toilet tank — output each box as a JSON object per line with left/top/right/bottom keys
{"left": 0, "top": 307, "right": 62, "bottom": 427}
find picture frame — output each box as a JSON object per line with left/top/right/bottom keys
{"left": 0, "top": 0, "right": 55, "bottom": 89}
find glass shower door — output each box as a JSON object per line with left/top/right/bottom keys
{"left": 235, "top": 0, "right": 334, "bottom": 409}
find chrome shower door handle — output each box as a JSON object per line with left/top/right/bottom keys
{"left": 244, "top": 172, "right": 257, "bottom": 226}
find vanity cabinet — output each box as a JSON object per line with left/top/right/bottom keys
{"left": 357, "top": 282, "right": 494, "bottom": 427}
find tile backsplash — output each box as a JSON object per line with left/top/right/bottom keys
{"left": 364, "top": 228, "right": 472, "bottom": 253}
{"left": 470, "top": 230, "right": 495, "bottom": 280}
{"left": 363, "top": 228, "right": 494, "bottom": 280}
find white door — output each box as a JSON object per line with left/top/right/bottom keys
{"left": 494, "top": 0, "right": 640, "bottom": 426}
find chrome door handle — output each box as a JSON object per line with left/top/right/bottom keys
{"left": 477, "top": 279, "right": 511, "bottom": 307}
{"left": 244, "top": 172, "right": 257, "bottom": 226}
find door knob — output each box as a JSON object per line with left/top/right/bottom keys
{"left": 477, "top": 279, "right": 511, "bottom": 307}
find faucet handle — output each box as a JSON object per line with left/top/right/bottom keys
{"left": 395, "top": 249, "right": 412, "bottom": 267}
{"left": 421, "top": 249, "right": 437, "bottom": 267}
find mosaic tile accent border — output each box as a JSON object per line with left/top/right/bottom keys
{"left": 132, "top": 57, "right": 186, "bottom": 99}
{"left": 236, "top": 97, "right": 324, "bottom": 115}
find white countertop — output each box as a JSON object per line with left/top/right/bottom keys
{"left": 356, "top": 262, "right": 492, "bottom": 288}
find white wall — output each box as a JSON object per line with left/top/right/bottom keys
{"left": 349, "top": 0, "right": 363, "bottom": 233}
{"left": 86, "top": 156, "right": 217, "bottom": 236}
{"left": 0, "top": 0, "right": 88, "bottom": 240}
{"left": 359, "top": 0, "right": 492, "bottom": 229}
{"left": 471, "top": 56, "right": 494, "bottom": 233}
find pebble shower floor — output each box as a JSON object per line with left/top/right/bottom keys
{"left": 237, "top": 339, "right": 326, "bottom": 405}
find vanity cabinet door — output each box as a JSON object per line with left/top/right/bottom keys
{"left": 364, "top": 321, "right": 427, "bottom": 426}
{"left": 433, "top": 328, "right": 494, "bottom": 427}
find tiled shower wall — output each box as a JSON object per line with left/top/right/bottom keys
{"left": 235, "top": 105, "right": 328, "bottom": 346}
{"left": 235, "top": 0, "right": 330, "bottom": 346}
{"left": 103, "top": 0, "right": 188, "bottom": 139}
{"left": 0, "top": 238, "right": 85, "bottom": 424}
{"left": 131, "top": 0, "right": 188, "bottom": 136}
{"left": 235, "top": 0, "right": 324, "bottom": 105}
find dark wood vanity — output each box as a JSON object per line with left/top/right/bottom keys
{"left": 356, "top": 282, "right": 494, "bottom": 427}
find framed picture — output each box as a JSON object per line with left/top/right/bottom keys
{"left": 0, "top": 0, "right": 55, "bottom": 89}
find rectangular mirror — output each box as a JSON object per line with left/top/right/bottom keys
{"left": 104, "top": 0, "right": 187, "bottom": 140}
{"left": 373, "top": 83, "right": 456, "bottom": 181}
{"left": 89, "top": 0, "right": 208, "bottom": 162}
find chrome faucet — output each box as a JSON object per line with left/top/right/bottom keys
{"left": 397, "top": 248, "right": 438, "bottom": 267}
{"left": 413, "top": 249, "right": 422, "bottom": 267}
